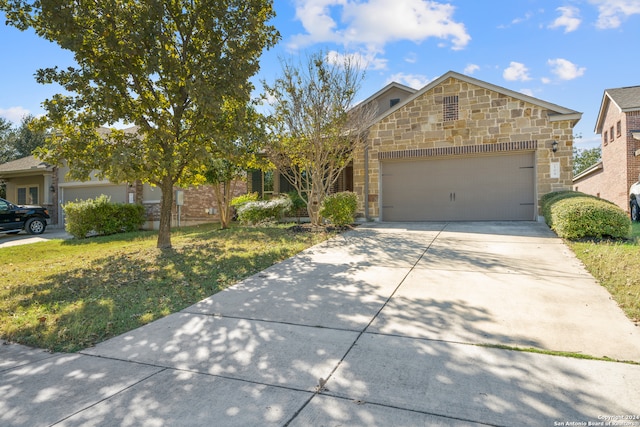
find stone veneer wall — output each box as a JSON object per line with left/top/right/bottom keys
{"left": 353, "top": 77, "right": 576, "bottom": 219}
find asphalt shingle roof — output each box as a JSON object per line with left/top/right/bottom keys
{"left": 0, "top": 155, "right": 51, "bottom": 173}
{"left": 606, "top": 86, "right": 640, "bottom": 111}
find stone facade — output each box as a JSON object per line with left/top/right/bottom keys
{"left": 353, "top": 72, "right": 580, "bottom": 220}
{"left": 573, "top": 87, "right": 640, "bottom": 213}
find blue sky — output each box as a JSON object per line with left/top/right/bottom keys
{"left": 1, "top": 0, "right": 640, "bottom": 149}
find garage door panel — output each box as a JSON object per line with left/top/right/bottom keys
{"left": 381, "top": 153, "right": 534, "bottom": 221}
{"left": 63, "top": 185, "right": 128, "bottom": 204}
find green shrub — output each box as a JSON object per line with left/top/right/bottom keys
{"left": 543, "top": 192, "right": 631, "bottom": 239}
{"left": 286, "top": 191, "right": 307, "bottom": 217}
{"left": 230, "top": 192, "right": 259, "bottom": 209}
{"left": 320, "top": 192, "right": 358, "bottom": 226}
{"left": 236, "top": 196, "right": 293, "bottom": 225}
{"left": 63, "top": 195, "right": 145, "bottom": 238}
{"left": 540, "top": 191, "right": 586, "bottom": 227}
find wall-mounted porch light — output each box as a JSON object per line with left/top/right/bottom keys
{"left": 551, "top": 140, "right": 559, "bottom": 153}
{"left": 49, "top": 185, "right": 55, "bottom": 193}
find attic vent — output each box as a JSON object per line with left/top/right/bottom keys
{"left": 390, "top": 98, "right": 400, "bottom": 108}
{"left": 443, "top": 95, "right": 459, "bottom": 121}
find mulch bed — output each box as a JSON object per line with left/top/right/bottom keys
{"left": 288, "top": 223, "right": 359, "bottom": 233}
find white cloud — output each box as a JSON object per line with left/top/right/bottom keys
{"left": 503, "top": 62, "right": 531, "bottom": 82}
{"left": 326, "top": 50, "right": 387, "bottom": 71}
{"left": 541, "top": 77, "right": 552, "bottom": 84}
{"left": 464, "top": 64, "right": 480, "bottom": 75}
{"left": 387, "top": 72, "right": 432, "bottom": 89}
{"left": 549, "top": 6, "right": 581, "bottom": 32}
{"left": 520, "top": 89, "right": 534, "bottom": 97}
{"left": 404, "top": 52, "right": 418, "bottom": 64}
{"left": 0, "top": 106, "right": 30, "bottom": 124}
{"left": 589, "top": 0, "right": 640, "bottom": 29}
{"left": 289, "top": 0, "right": 471, "bottom": 51}
{"left": 548, "top": 58, "right": 586, "bottom": 80}
{"left": 497, "top": 11, "right": 534, "bottom": 29}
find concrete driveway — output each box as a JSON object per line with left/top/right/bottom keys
{"left": 0, "top": 228, "right": 71, "bottom": 248}
{"left": 1, "top": 221, "right": 639, "bottom": 426}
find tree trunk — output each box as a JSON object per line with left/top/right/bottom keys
{"left": 214, "top": 181, "right": 232, "bottom": 230}
{"left": 157, "top": 176, "right": 174, "bottom": 249}
{"left": 307, "top": 188, "right": 322, "bottom": 226}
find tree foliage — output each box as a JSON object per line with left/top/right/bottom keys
{"left": 573, "top": 146, "right": 602, "bottom": 176}
{"left": 204, "top": 102, "right": 268, "bottom": 229}
{"left": 0, "top": 117, "right": 16, "bottom": 165}
{"left": 263, "top": 51, "right": 376, "bottom": 225}
{"left": 1, "top": 0, "right": 279, "bottom": 248}
{"left": 0, "top": 115, "right": 45, "bottom": 164}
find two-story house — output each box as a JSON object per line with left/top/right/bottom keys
{"left": 573, "top": 85, "right": 640, "bottom": 213}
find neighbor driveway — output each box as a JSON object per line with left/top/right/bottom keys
{"left": 1, "top": 222, "right": 639, "bottom": 426}
{"left": 0, "top": 228, "right": 71, "bottom": 248}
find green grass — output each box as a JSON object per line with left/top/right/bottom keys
{"left": 0, "top": 223, "right": 333, "bottom": 352}
{"left": 567, "top": 222, "right": 640, "bottom": 324}
{"left": 477, "top": 343, "right": 639, "bottom": 365}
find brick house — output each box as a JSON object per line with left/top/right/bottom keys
{"left": 252, "top": 71, "right": 581, "bottom": 222}
{"left": 0, "top": 154, "right": 245, "bottom": 229}
{"left": 573, "top": 85, "right": 640, "bottom": 213}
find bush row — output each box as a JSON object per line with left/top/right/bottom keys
{"left": 63, "top": 195, "right": 146, "bottom": 239}
{"left": 541, "top": 191, "right": 630, "bottom": 239}
{"left": 232, "top": 191, "right": 359, "bottom": 226}
{"left": 236, "top": 196, "right": 293, "bottom": 225}
{"left": 319, "top": 192, "right": 358, "bottom": 226}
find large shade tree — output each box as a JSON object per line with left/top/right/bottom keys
{"left": 1, "top": 0, "right": 279, "bottom": 248}
{"left": 573, "top": 146, "right": 602, "bottom": 176}
{"left": 263, "top": 51, "right": 376, "bottom": 225}
{"left": 0, "top": 115, "right": 45, "bottom": 164}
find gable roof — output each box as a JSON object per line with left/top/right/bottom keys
{"left": 595, "top": 85, "right": 640, "bottom": 133}
{"left": 375, "top": 70, "right": 582, "bottom": 125}
{"left": 0, "top": 155, "right": 53, "bottom": 174}
{"left": 358, "top": 81, "right": 416, "bottom": 108}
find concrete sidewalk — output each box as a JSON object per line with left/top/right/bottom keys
{"left": 1, "top": 222, "right": 640, "bottom": 426}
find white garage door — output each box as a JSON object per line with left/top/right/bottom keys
{"left": 381, "top": 152, "right": 535, "bottom": 221}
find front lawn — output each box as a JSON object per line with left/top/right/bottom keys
{"left": 568, "top": 222, "right": 640, "bottom": 324}
{"left": 0, "top": 223, "right": 333, "bottom": 352}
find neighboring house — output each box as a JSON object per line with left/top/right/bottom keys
{"left": 0, "top": 154, "right": 245, "bottom": 229}
{"left": 252, "top": 71, "right": 581, "bottom": 222}
{"left": 573, "top": 85, "right": 640, "bottom": 213}
{"left": 0, "top": 155, "right": 58, "bottom": 224}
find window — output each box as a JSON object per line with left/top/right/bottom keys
{"left": 17, "top": 186, "right": 38, "bottom": 205}
{"left": 617, "top": 120, "right": 622, "bottom": 137}
{"left": 610, "top": 126, "right": 614, "bottom": 142}
{"left": 604, "top": 131, "right": 608, "bottom": 145}
{"left": 443, "top": 95, "right": 459, "bottom": 121}
{"left": 262, "top": 170, "right": 274, "bottom": 198}
{"left": 390, "top": 98, "right": 400, "bottom": 108}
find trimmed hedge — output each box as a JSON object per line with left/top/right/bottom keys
{"left": 541, "top": 191, "right": 630, "bottom": 239}
{"left": 236, "top": 196, "right": 293, "bottom": 225}
{"left": 320, "top": 191, "right": 358, "bottom": 226}
{"left": 63, "top": 195, "right": 145, "bottom": 239}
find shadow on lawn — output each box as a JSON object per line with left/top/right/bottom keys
{"left": 4, "top": 230, "right": 303, "bottom": 352}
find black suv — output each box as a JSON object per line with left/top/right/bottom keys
{"left": 0, "top": 197, "right": 50, "bottom": 235}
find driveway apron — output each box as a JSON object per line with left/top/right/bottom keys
{"left": 1, "top": 221, "right": 640, "bottom": 426}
